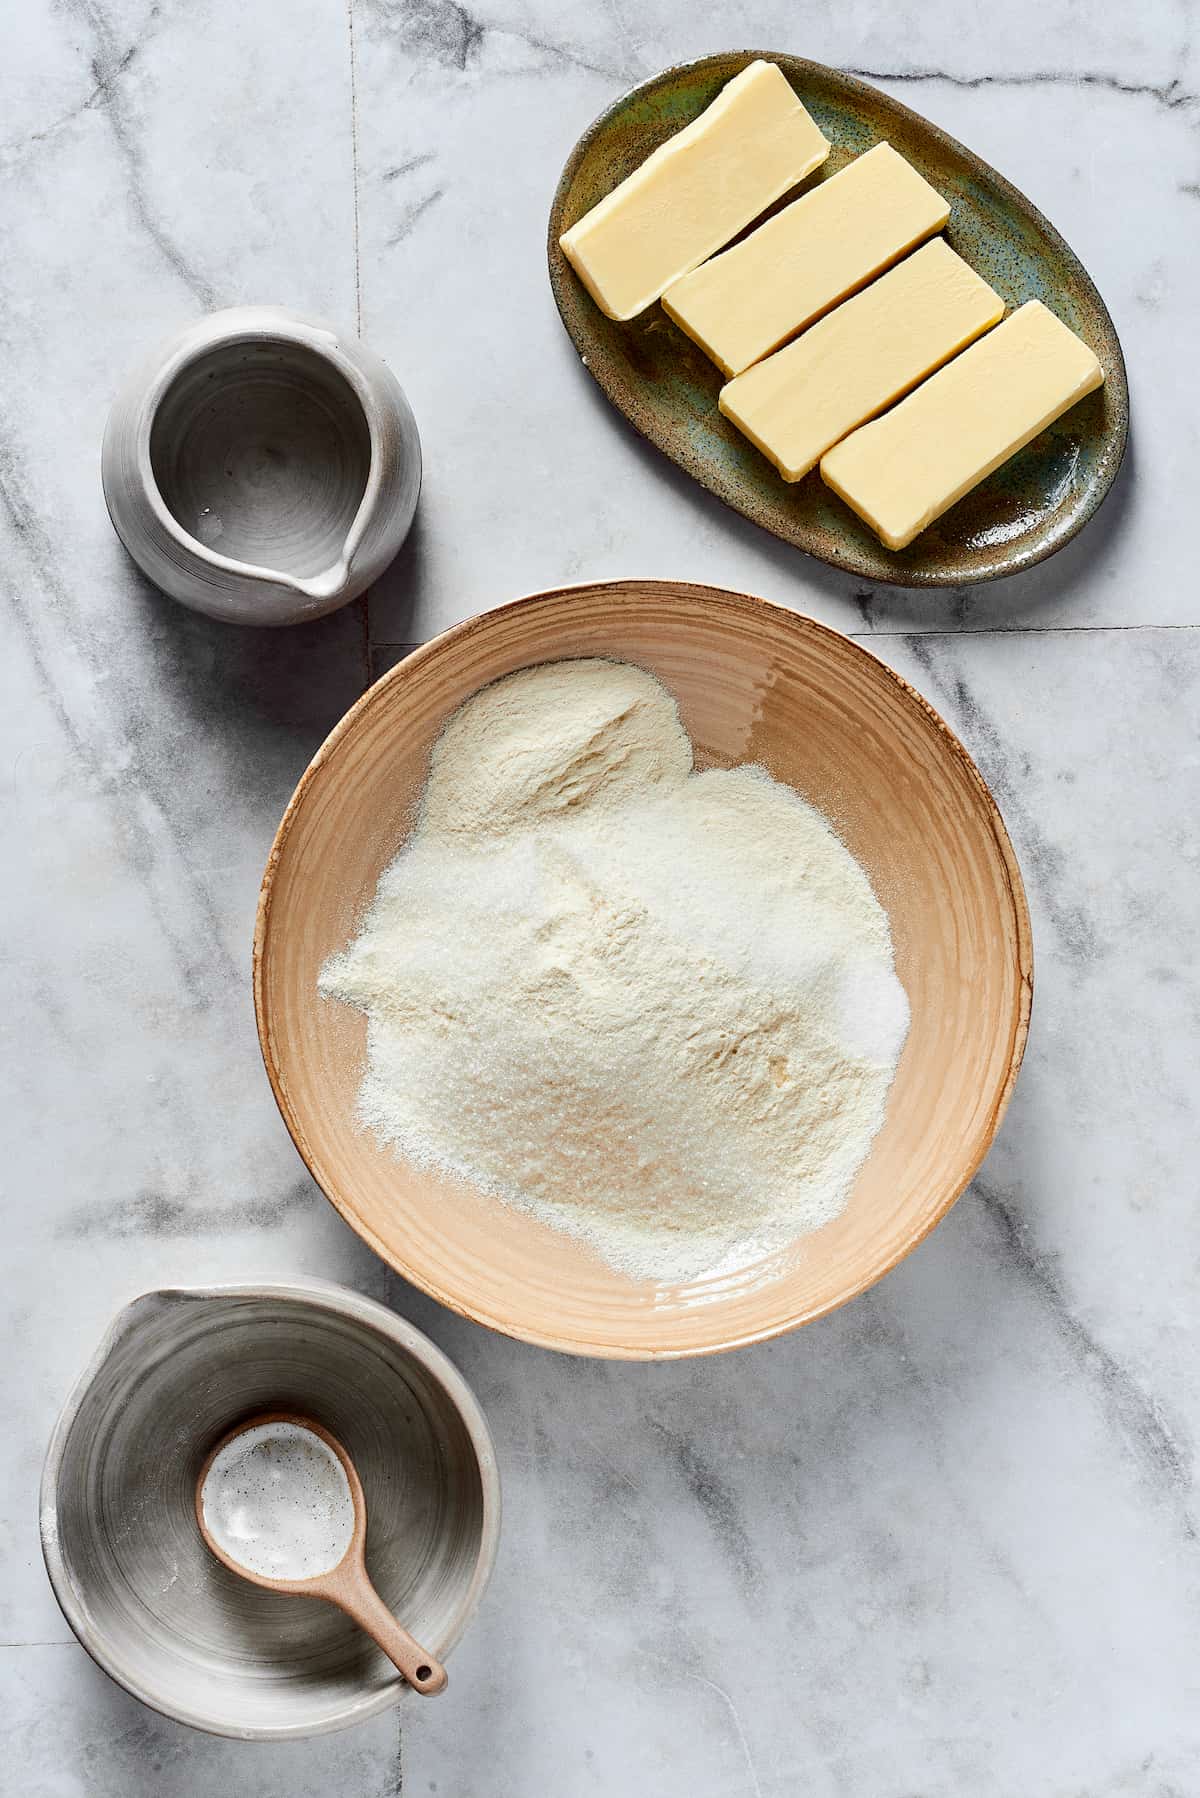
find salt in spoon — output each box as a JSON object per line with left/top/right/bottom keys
{"left": 195, "top": 1410, "right": 447, "bottom": 1696}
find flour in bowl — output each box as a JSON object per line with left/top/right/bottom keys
{"left": 320, "top": 659, "right": 909, "bottom": 1282}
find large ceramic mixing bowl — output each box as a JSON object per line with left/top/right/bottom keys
{"left": 255, "top": 581, "right": 1032, "bottom": 1358}
{"left": 40, "top": 1280, "right": 499, "bottom": 1738}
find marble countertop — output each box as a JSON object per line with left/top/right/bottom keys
{"left": 3, "top": 2, "right": 1198, "bottom": 1793}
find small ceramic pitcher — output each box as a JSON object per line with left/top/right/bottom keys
{"left": 102, "top": 306, "right": 421, "bottom": 626}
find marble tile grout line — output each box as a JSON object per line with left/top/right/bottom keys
{"left": 348, "top": 28, "right": 397, "bottom": 1780}
{"left": 346, "top": 0, "right": 363, "bottom": 337}
{"left": 346, "top": 0, "right": 373, "bottom": 691}
{"left": 370, "top": 622, "right": 1200, "bottom": 650}
{"left": 850, "top": 622, "right": 1200, "bottom": 638}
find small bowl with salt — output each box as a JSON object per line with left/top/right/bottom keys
{"left": 40, "top": 1278, "right": 499, "bottom": 1739}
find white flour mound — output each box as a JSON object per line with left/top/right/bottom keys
{"left": 320, "top": 659, "right": 910, "bottom": 1282}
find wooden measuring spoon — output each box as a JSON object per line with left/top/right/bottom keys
{"left": 195, "top": 1411, "right": 447, "bottom": 1696}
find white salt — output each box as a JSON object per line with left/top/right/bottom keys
{"left": 201, "top": 1422, "right": 354, "bottom": 1581}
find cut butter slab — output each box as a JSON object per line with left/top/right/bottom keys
{"left": 720, "top": 241, "right": 1004, "bottom": 481}
{"left": 820, "top": 299, "right": 1104, "bottom": 550}
{"left": 558, "top": 61, "right": 830, "bottom": 322}
{"left": 662, "top": 142, "right": 951, "bottom": 377}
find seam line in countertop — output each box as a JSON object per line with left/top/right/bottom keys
{"left": 346, "top": 0, "right": 372, "bottom": 689}
{"left": 850, "top": 623, "right": 1200, "bottom": 638}
{"left": 370, "top": 623, "right": 1200, "bottom": 650}
{"left": 347, "top": 0, "right": 363, "bottom": 337}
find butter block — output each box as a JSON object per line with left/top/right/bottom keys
{"left": 662, "top": 142, "right": 951, "bottom": 377}
{"left": 720, "top": 241, "right": 1004, "bottom": 481}
{"left": 558, "top": 61, "right": 830, "bottom": 322}
{"left": 819, "top": 300, "right": 1104, "bottom": 550}
{"left": 820, "top": 300, "right": 1101, "bottom": 546}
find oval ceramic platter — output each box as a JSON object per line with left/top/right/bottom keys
{"left": 547, "top": 52, "right": 1128, "bottom": 587}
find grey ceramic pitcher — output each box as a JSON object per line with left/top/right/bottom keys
{"left": 102, "top": 305, "right": 421, "bottom": 626}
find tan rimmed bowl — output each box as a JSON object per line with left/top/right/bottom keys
{"left": 255, "top": 581, "right": 1032, "bottom": 1359}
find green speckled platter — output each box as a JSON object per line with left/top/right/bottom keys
{"left": 548, "top": 52, "right": 1128, "bottom": 588}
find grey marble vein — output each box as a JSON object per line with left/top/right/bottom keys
{"left": 382, "top": 150, "right": 437, "bottom": 179}
{"left": 63, "top": 0, "right": 217, "bottom": 307}
{"left": 903, "top": 632, "right": 1100, "bottom": 966}
{"left": 974, "top": 1177, "right": 1197, "bottom": 1543}
{"left": 846, "top": 63, "right": 1200, "bottom": 113}
{"left": 0, "top": 36, "right": 140, "bottom": 167}
{"left": 0, "top": 449, "right": 236, "bottom": 1001}
{"left": 645, "top": 1416, "right": 766, "bottom": 1601}
{"left": 386, "top": 182, "right": 446, "bottom": 245}
{"left": 364, "top": 0, "right": 635, "bottom": 81}
{"left": 57, "top": 1175, "right": 318, "bottom": 1240}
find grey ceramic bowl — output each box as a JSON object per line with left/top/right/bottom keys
{"left": 40, "top": 1279, "right": 500, "bottom": 1740}
{"left": 102, "top": 306, "right": 421, "bottom": 626}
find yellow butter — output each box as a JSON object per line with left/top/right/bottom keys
{"left": 662, "top": 142, "right": 951, "bottom": 377}
{"left": 820, "top": 299, "right": 1104, "bottom": 550}
{"left": 558, "top": 61, "right": 830, "bottom": 323}
{"left": 720, "top": 241, "right": 1004, "bottom": 481}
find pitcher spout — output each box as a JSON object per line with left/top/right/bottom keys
{"left": 290, "top": 556, "right": 352, "bottom": 604}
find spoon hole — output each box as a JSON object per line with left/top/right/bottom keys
{"left": 416, "top": 1666, "right": 432, "bottom": 1682}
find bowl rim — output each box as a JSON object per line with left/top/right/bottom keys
{"left": 39, "top": 1275, "right": 502, "bottom": 1741}
{"left": 254, "top": 579, "right": 1034, "bottom": 1359}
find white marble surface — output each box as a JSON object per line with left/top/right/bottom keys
{"left": 2, "top": 3, "right": 1198, "bottom": 1793}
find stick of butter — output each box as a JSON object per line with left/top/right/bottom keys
{"left": 662, "top": 142, "right": 951, "bottom": 377}
{"left": 820, "top": 299, "right": 1104, "bottom": 550}
{"left": 558, "top": 61, "right": 830, "bottom": 322}
{"left": 719, "top": 241, "right": 1005, "bottom": 481}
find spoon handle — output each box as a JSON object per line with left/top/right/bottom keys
{"left": 328, "top": 1568, "right": 448, "bottom": 1696}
